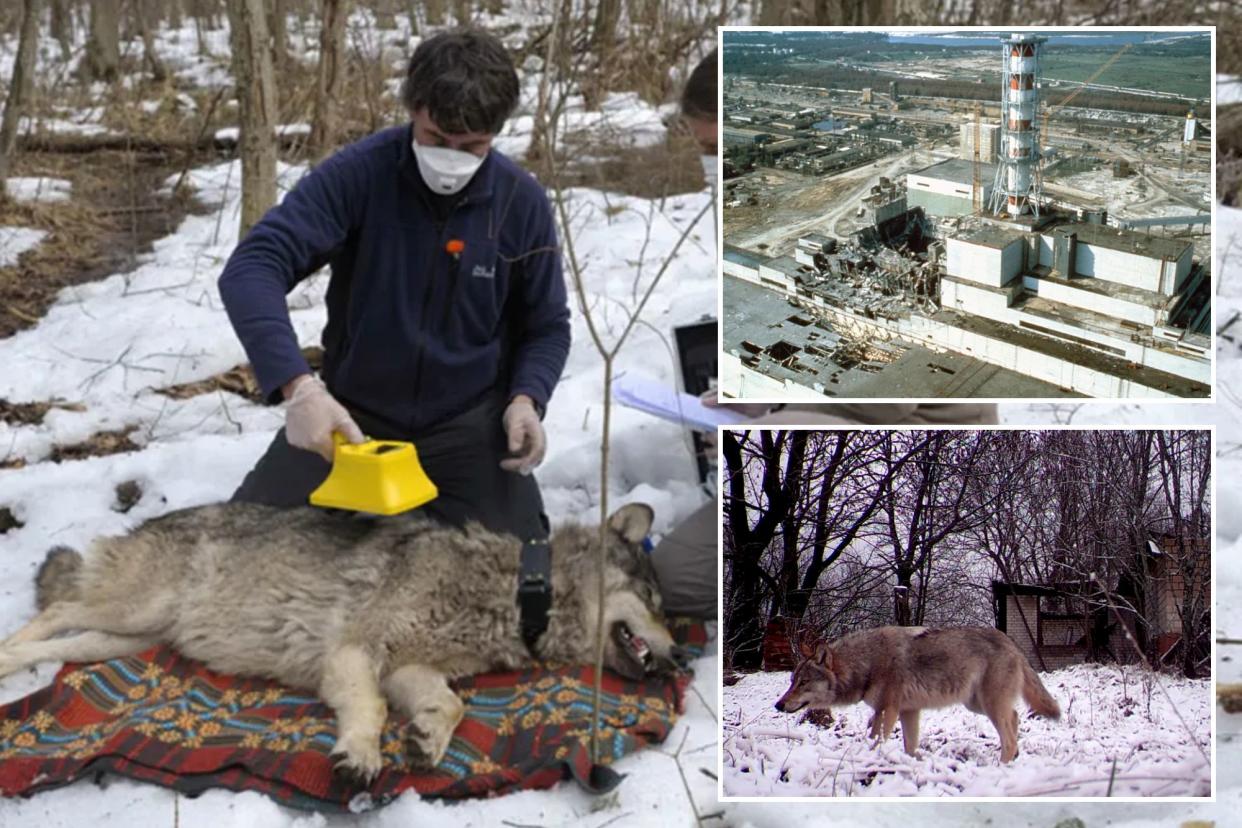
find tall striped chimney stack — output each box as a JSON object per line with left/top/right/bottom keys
{"left": 991, "top": 33, "right": 1048, "bottom": 217}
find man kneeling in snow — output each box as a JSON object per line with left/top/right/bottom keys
{"left": 218, "top": 30, "right": 570, "bottom": 538}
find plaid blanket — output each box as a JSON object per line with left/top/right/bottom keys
{"left": 0, "top": 620, "right": 706, "bottom": 811}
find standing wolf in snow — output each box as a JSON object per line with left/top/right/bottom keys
{"left": 774, "top": 626, "right": 1060, "bottom": 762}
{"left": 0, "top": 502, "right": 688, "bottom": 781}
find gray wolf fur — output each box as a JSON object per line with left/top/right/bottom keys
{"left": 774, "top": 626, "right": 1060, "bottom": 762}
{"left": 0, "top": 502, "right": 687, "bottom": 782}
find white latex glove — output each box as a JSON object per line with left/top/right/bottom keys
{"left": 500, "top": 396, "right": 546, "bottom": 474}
{"left": 284, "top": 375, "right": 365, "bottom": 462}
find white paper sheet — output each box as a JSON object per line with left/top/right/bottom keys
{"left": 613, "top": 373, "right": 749, "bottom": 431}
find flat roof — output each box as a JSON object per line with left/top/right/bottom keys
{"left": 908, "top": 158, "right": 999, "bottom": 187}
{"left": 763, "top": 255, "right": 805, "bottom": 278}
{"left": 724, "top": 244, "right": 769, "bottom": 271}
{"left": 952, "top": 223, "right": 1025, "bottom": 250}
{"left": 1031, "top": 266, "right": 1172, "bottom": 310}
{"left": 935, "top": 308, "right": 1210, "bottom": 397}
{"left": 1052, "top": 221, "right": 1192, "bottom": 262}
{"left": 839, "top": 345, "right": 1080, "bottom": 398}
{"left": 723, "top": 275, "right": 1082, "bottom": 399}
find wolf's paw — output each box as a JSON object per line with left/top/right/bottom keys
{"left": 406, "top": 697, "right": 464, "bottom": 771}
{"left": 331, "top": 733, "right": 384, "bottom": 786}
{"left": 0, "top": 650, "right": 20, "bottom": 679}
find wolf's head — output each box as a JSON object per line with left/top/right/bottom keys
{"left": 774, "top": 639, "right": 843, "bottom": 714}
{"left": 551, "top": 503, "right": 692, "bottom": 680}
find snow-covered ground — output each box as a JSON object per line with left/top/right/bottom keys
{"left": 724, "top": 664, "right": 1210, "bottom": 798}
{"left": 4, "top": 177, "right": 71, "bottom": 204}
{"left": 0, "top": 226, "right": 47, "bottom": 268}
{"left": 1221, "top": 74, "right": 1241, "bottom": 105}
{"left": 1054, "top": 165, "right": 1210, "bottom": 219}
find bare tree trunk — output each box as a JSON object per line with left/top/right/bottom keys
{"left": 453, "top": 0, "right": 471, "bottom": 25}
{"left": 757, "top": 0, "right": 787, "bottom": 25}
{"left": 591, "top": 0, "right": 621, "bottom": 65}
{"left": 525, "top": 0, "right": 568, "bottom": 166}
{"left": 723, "top": 430, "right": 809, "bottom": 670}
{"left": 425, "top": 0, "right": 445, "bottom": 26}
{"left": 309, "top": 0, "right": 349, "bottom": 160}
{"left": 85, "top": 0, "right": 122, "bottom": 83}
{"left": 405, "top": 0, "right": 420, "bottom": 34}
{"left": 169, "top": 0, "right": 183, "bottom": 29}
{"left": 193, "top": 2, "right": 209, "bottom": 54}
{"left": 373, "top": 0, "right": 397, "bottom": 28}
{"left": 136, "top": 0, "right": 169, "bottom": 81}
{"left": 226, "top": 0, "right": 279, "bottom": 237}
{"left": 0, "top": 0, "right": 41, "bottom": 196}
{"left": 269, "top": 0, "right": 288, "bottom": 73}
{"left": 50, "top": 0, "right": 73, "bottom": 61}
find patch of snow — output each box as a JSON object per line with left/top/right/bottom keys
{"left": 16, "top": 117, "right": 113, "bottom": 138}
{"left": 1219, "top": 74, "right": 1241, "bottom": 105}
{"left": 0, "top": 226, "right": 48, "bottom": 267}
{"left": 213, "top": 124, "right": 314, "bottom": 143}
{"left": 497, "top": 91, "right": 668, "bottom": 161}
{"left": 4, "top": 177, "right": 72, "bottom": 204}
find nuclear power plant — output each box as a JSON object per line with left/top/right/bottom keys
{"left": 721, "top": 29, "right": 1211, "bottom": 400}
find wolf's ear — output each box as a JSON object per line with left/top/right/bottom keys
{"left": 798, "top": 637, "right": 816, "bottom": 660}
{"left": 812, "top": 641, "right": 833, "bottom": 669}
{"left": 607, "top": 503, "right": 654, "bottom": 544}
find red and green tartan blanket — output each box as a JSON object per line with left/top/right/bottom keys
{"left": 0, "top": 620, "right": 706, "bottom": 811}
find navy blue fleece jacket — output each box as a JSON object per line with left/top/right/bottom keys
{"left": 218, "top": 125, "right": 571, "bottom": 434}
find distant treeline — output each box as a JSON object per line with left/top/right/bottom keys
{"left": 725, "top": 62, "right": 1197, "bottom": 118}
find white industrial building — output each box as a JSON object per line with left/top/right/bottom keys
{"left": 959, "top": 122, "right": 1000, "bottom": 161}
{"left": 940, "top": 219, "right": 1207, "bottom": 383}
{"left": 906, "top": 159, "right": 997, "bottom": 217}
{"left": 720, "top": 209, "right": 1209, "bottom": 399}
{"left": 794, "top": 233, "right": 836, "bottom": 267}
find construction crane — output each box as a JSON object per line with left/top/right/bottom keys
{"left": 972, "top": 101, "right": 983, "bottom": 214}
{"left": 1040, "top": 42, "right": 1134, "bottom": 148}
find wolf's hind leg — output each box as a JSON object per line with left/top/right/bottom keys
{"left": 2, "top": 599, "right": 171, "bottom": 648}
{"left": 986, "top": 703, "right": 1019, "bottom": 763}
{"left": 899, "top": 710, "right": 921, "bottom": 756}
{"left": 320, "top": 644, "right": 388, "bottom": 784}
{"left": 0, "top": 632, "right": 158, "bottom": 678}
{"left": 1, "top": 605, "right": 86, "bottom": 647}
{"left": 382, "top": 663, "right": 465, "bottom": 770}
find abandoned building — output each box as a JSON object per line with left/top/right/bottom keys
{"left": 992, "top": 533, "right": 1210, "bottom": 675}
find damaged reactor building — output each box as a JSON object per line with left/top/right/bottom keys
{"left": 721, "top": 33, "right": 1210, "bottom": 400}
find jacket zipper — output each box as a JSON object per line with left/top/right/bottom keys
{"left": 409, "top": 207, "right": 461, "bottom": 432}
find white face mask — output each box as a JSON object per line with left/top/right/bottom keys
{"left": 700, "top": 153, "right": 718, "bottom": 189}
{"left": 413, "top": 140, "right": 487, "bottom": 195}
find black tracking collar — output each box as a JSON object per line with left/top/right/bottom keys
{"left": 519, "top": 539, "right": 552, "bottom": 652}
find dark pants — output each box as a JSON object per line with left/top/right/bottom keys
{"left": 650, "top": 500, "right": 717, "bottom": 620}
{"left": 231, "top": 393, "right": 548, "bottom": 540}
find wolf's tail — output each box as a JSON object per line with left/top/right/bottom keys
{"left": 1021, "top": 662, "right": 1061, "bottom": 719}
{"left": 35, "top": 546, "right": 83, "bottom": 609}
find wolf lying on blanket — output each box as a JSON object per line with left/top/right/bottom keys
{"left": 774, "top": 626, "right": 1060, "bottom": 762}
{"left": 0, "top": 502, "right": 687, "bottom": 782}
